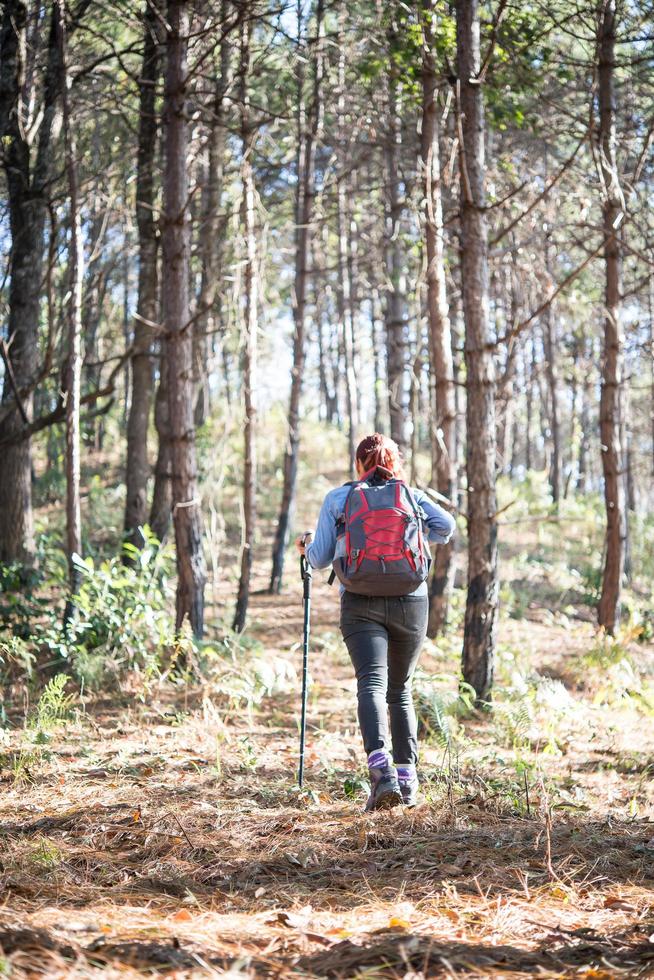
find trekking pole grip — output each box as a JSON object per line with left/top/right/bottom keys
{"left": 300, "top": 554, "right": 313, "bottom": 596}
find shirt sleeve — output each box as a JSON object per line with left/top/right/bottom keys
{"left": 305, "top": 488, "right": 342, "bottom": 569}
{"left": 413, "top": 489, "right": 457, "bottom": 544}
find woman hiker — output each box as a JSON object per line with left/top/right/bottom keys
{"left": 296, "top": 433, "right": 456, "bottom": 811}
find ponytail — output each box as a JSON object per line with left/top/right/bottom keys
{"left": 355, "top": 433, "right": 406, "bottom": 481}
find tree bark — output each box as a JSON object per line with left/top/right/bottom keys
{"left": 57, "top": 0, "right": 83, "bottom": 624}
{"left": 543, "top": 242, "right": 561, "bottom": 506}
{"left": 335, "top": 11, "right": 356, "bottom": 469}
{"left": 596, "top": 0, "right": 625, "bottom": 635}
{"left": 124, "top": 0, "right": 162, "bottom": 551}
{"left": 194, "top": 0, "right": 231, "bottom": 428}
{"left": 149, "top": 353, "right": 172, "bottom": 541}
{"left": 457, "top": 0, "right": 498, "bottom": 702}
{"left": 233, "top": 9, "right": 258, "bottom": 633}
{"left": 371, "top": 288, "right": 385, "bottom": 434}
{"left": 162, "top": 0, "right": 206, "bottom": 636}
{"left": 421, "top": 0, "right": 457, "bottom": 636}
{"left": 269, "top": 0, "right": 324, "bottom": 593}
{"left": 649, "top": 273, "right": 654, "bottom": 478}
{"left": 0, "top": 1, "right": 61, "bottom": 565}
{"left": 524, "top": 339, "right": 533, "bottom": 472}
{"left": 384, "top": 33, "right": 406, "bottom": 450}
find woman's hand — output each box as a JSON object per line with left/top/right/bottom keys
{"left": 295, "top": 531, "right": 313, "bottom": 554}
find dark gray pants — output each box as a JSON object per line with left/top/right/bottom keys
{"left": 340, "top": 592, "right": 428, "bottom": 765}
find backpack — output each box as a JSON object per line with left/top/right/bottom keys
{"left": 331, "top": 467, "right": 430, "bottom": 596}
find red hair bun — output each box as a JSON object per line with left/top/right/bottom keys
{"left": 355, "top": 433, "right": 406, "bottom": 481}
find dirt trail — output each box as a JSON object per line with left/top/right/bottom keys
{"left": 1, "top": 574, "right": 654, "bottom": 978}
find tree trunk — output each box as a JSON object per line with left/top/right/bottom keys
{"left": 194, "top": 0, "right": 231, "bottom": 428}
{"left": 371, "top": 288, "right": 385, "bottom": 433}
{"left": 421, "top": 1, "right": 457, "bottom": 636}
{"left": 577, "top": 370, "right": 591, "bottom": 493}
{"left": 0, "top": 1, "right": 61, "bottom": 566}
{"left": 457, "top": 0, "right": 498, "bottom": 702}
{"left": 233, "top": 10, "right": 258, "bottom": 634}
{"left": 384, "top": 39, "right": 406, "bottom": 450}
{"left": 269, "top": 0, "right": 324, "bottom": 594}
{"left": 335, "top": 12, "right": 356, "bottom": 469}
{"left": 82, "top": 204, "right": 107, "bottom": 449}
{"left": 57, "top": 0, "right": 83, "bottom": 624}
{"left": 543, "top": 243, "right": 561, "bottom": 506}
{"left": 124, "top": 0, "right": 162, "bottom": 552}
{"left": 162, "top": 0, "right": 206, "bottom": 636}
{"left": 596, "top": 0, "right": 625, "bottom": 635}
{"left": 149, "top": 353, "right": 172, "bottom": 541}
{"left": 649, "top": 273, "right": 654, "bottom": 478}
{"left": 524, "top": 339, "right": 533, "bottom": 471}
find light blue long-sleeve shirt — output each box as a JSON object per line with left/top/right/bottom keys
{"left": 305, "top": 483, "right": 456, "bottom": 596}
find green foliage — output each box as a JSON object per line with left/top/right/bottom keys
{"left": 28, "top": 674, "right": 74, "bottom": 734}
{"left": 36, "top": 528, "right": 176, "bottom": 687}
{"left": 0, "top": 636, "right": 35, "bottom": 691}
{"left": 576, "top": 629, "right": 654, "bottom": 710}
{"left": 5, "top": 673, "right": 74, "bottom": 784}
{"left": 414, "top": 671, "right": 475, "bottom": 751}
{"left": 0, "top": 529, "right": 178, "bottom": 691}
{"left": 28, "top": 837, "right": 63, "bottom": 870}
{"left": 201, "top": 631, "right": 297, "bottom": 714}
{"left": 0, "top": 561, "right": 48, "bottom": 640}
{"left": 343, "top": 774, "right": 370, "bottom": 799}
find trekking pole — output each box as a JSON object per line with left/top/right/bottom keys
{"left": 298, "top": 551, "right": 313, "bottom": 788}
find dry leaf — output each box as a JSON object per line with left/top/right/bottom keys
{"left": 441, "top": 908, "right": 459, "bottom": 922}
{"left": 388, "top": 916, "right": 410, "bottom": 930}
{"left": 305, "top": 932, "right": 334, "bottom": 946}
{"left": 271, "top": 907, "right": 311, "bottom": 929}
{"left": 604, "top": 896, "right": 634, "bottom": 911}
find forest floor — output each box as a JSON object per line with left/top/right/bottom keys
{"left": 3, "top": 571, "right": 654, "bottom": 977}
{"left": 2, "top": 441, "right": 654, "bottom": 977}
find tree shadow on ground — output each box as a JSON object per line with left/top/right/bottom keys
{"left": 2, "top": 796, "right": 654, "bottom": 912}
{"left": 297, "top": 928, "right": 654, "bottom": 977}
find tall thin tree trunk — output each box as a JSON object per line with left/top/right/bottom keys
{"left": 269, "top": 0, "right": 324, "bottom": 593}
{"left": 125, "top": 0, "right": 161, "bottom": 551}
{"left": 384, "top": 33, "right": 406, "bottom": 450}
{"left": 163, "top": 0, "right": 206, "bottom": 636}
{"left": 233, "top": 10, "right": 258, "bottom": 633}
{"left": 313, "top": 233, "right": 337, "bottom": 424}
{"left": 346, "top": 181, "right": 363, "bottom": 427}
{"left": 457, "top": 0, "right": 498, "bottom": 702}
{"left": 596, "top": 0, "right": 625, "bottom": 635}
{"left": 525, "top": 340, "right": 533, "bottom": 471}
{"left": 335, "top": 11, "right": 356, "bottom": 468}
{"left": 578, "top": 373, "right": 591, "bottom": 492}
{"left": 149, "top": 354, "right": 172, "bottom": 540}
{"left": 194, "top": 0, "right": 231, "bottom": 427}
{"left": 421, "top": 0, "right": 457, "bottom": 635}
{"left": 0, "top": 2, "right": 61, "bottom": 565}
{"left": 543, "top": 241, "right": 561, "bottom": 506}
{"left": 57, "top": 0, "right": 83, "bottom": 623}
{"left": 649, "top": 273, "right": 654, "bottom": 477}
{"left": 621, "top": 387, "right": 632, "bottom": 583}
{"left": 371, "top": 289, "right": 385, "bottom": 433}
{"left": 82, "top": 205, "right": 106, "bottom": 448}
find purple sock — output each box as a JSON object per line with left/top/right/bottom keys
{"left": 368, "top": 749, "right": 390, "bottom": 770}
{"left": 396, "top": 765, "right": 416, "bottom": 782}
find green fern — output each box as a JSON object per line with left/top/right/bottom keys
{"left": 29, "top": 674, "right": 73, "bottom": 733}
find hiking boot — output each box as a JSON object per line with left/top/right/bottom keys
{"left": 365, "top": 766, "right": 403, "bottom": 812}
{"left": 397, "top": 768, "right": 420, "bottom": 807}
